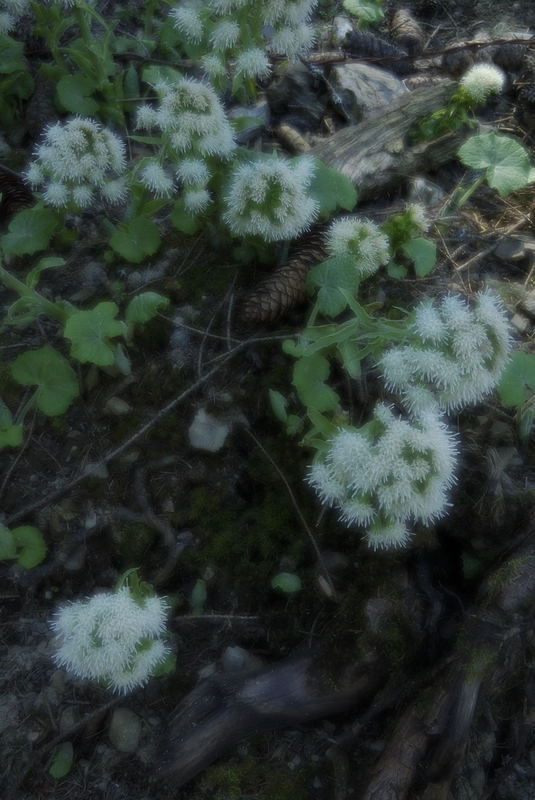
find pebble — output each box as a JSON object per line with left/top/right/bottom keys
{"left": 329, "top": 63, "right": 408, "bottom": 123}
{"left": 108, "top": 708, "right": 142, "bottom": 753}
{"left": 188, "top": 409, "right": 231, "bottom": 452}
{"left": 104, "top": 397, "right": 132, "bottom": 416}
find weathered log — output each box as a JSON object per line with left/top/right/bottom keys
{"left": 157, "top": 651, "right": 383, "bottom": 789}
{"left": 310, "top": 81, "right": 459, "bottom": 201}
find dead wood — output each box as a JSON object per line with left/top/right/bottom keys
{"left": 157, "top": 651, "right": 383, "bottom": 789}
{"left": 310, "top": 82, "right": 460, "bottom": 201}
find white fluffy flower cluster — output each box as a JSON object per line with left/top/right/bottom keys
{"left": 170, "top": 0, "right": 317, "bottom": 85}
{"left": 380, "top": 291, "right": 512, "bottom": 413}
{"left": 325, "top": 216, "right": 390, "bottom": 278}
{"left": 308, "top": 403, "right": 458, "bottom": 550}
{"left": 51, "top": 586, "right": 170, "bottom": 694}
{"left": 460, "top": 63, "right": 506, "bottom": 104}
{"left": 136, "top": 76, "right": 235, "bottom": 208}
{"left": 223, "top": 155, "right": 319, "bottom": 241}
{"left": 0, "top": 0, "right": 29, "bottom": 34}
{"left": 25, "top": 117, "right": 127, "bottom": 209}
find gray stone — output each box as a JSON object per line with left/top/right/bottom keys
{"left": 108, "top": 708, "right": 142, "bottom": 753}
{"left": 494, "top": 235, "right": 535, "bottom": 263}
{"left": 103, "top": 396, "right": 132, "bottom": 416}
{"left": 511, "top": 312, "right": 531, "bottom": 334}
{"left": 221, "top": 646, "right": 263, "bottom": 673}
{"left": 329, "top": 63, "right": 408, "bottom": 123}
{"left": 188, "top": 409, "right": 231, "bottom": 452}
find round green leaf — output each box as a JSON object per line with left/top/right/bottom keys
{"left": 125, "top": 292, "right": 170, "bottom": 326}
{"left": 57, "top": 74, "right": 98, "bottom": 114}
{"left": 64, "top": 302, "right": 125, "bottom": 366}
{"left": 2, "top": 205, "right": 58, "bottom": 256}
{"left": 497, "top": 351, "right": 535, "bottom": 407}
{"left": 309, "top": 159, "right": 358, "bottom": 216}
{"left": 48, "top": 742, "right": 74, "bottom": 779}
{"left": 109, "top": 216, "right": 161, "bottom": 262}
{"left": 458, "top": 133, "right": 533, "bottom": 196}
{"left": 402, "top": 237, "right": 437, "bottom": 277}
{"left": 10, "top": 345, "right": 79, "bottom": 416}
{"left": 12, "top": 525, "right": 47, "bottom": 568}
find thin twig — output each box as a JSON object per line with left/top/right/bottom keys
{"left": 243, "top": 426, "right": 338, "bottom": 601}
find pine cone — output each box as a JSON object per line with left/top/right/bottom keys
{"left": 25, "top": 73, "right": 57, "bottom": 139}
{"left": 390, "top": 9, "right": 425, "bottom": 56}
{"left": 342, "top": 30, "right": 411, "bottom": 75}
{"left": 0, "top": 165, "right": 34, "bottom": 219}
{"left": 241, "top": 230, "right": 326, "bottom": 323}
{"left": 518, "top": 84, "right": 535, "bottom": 106}
{"left": 493, "top": 41, "right": 530, "bottom": 72}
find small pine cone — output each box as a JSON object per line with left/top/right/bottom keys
{"left": 390, "top": 9, "right": 425, "bottom": 56}
{"left": 25, "top": 73, "right": 57, "bottom": 139}
{"left": 0, "top": 165, "right": 34, "bottom": 219}
{"left": 493, "top": 41, "right": 529, "bottom": 72}
{"left": 518, "top": 84, "right": 535, "bottom": 106}
{"left": 343, "top": 30, "right": 411, "bottom": 75}
{"left": 241, "top": 231, "right": 327, "bottom": 323}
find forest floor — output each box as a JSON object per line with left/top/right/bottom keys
{"left": 1, "top": 1, "right": 535, "bottom": 799}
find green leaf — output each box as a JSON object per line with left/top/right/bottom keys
{"left": 342, "top": 0, "right": 384, "bottom": 25}
{"left": 170, "top": 198, "right": 200, "bottom": 235}
{"left": 125, "top": 292, "right": 169, "bottom": 326}
{"left": 402, "top": 237, "right": 437, "bottom": 277}
{"left": 292, "top": 353, "right": 340, "bottom": 413}
{"left": 56, "top": 74, "right": 99, "bottom": 114}
{"left": 26, "top": 256, "right": 65, "bottom": 290}
{"left": 190, "top": 579, "right": 207, "bottom": 615}
{"left": 48, "top": 742, "right": 74, "bottom": 779}
{"left": 497, "top": 351, "right": 535, "bottom": 407}
{"left": 12, "top": 525, "right": 47, "bottom": 568}
{"left": 2, "top": 205, "right": 59, "bottom": 256}
{"left": 64, "top": 302, "right": 125, "bottom": 366}
{"left": 0, "top": 33, "right": 27, "bottom": 73}
{"left": 269, "top": 389, "right": 288, "bottom": 423}
{"left": 309, "top": 159, "right": 358, "bottom": 217}
{"left": 141, "top": 65, "right": 182, "bottom": 87}
{"left": 271, "top": 572, "right": 302, "bottom": 594}
{"left": 307, "top": 254, "right": 358, "bottom": 317}
{"left": 10, "top": 345, "right": 79, "bottom": 416}
{"left": 458, "top": 133, "right": 533, "bottom": 196}
{"left": 109, "top": 216, "right": 161, "bottom": 262}
{"left": 386, "top": 261, "right": 408, "bottom": 278}
{"left": 0, "top": 399, "right": 23, "bottom": 448}
{"left": 0, "top": 524, "right": 16, "bottom": 560}
{"left": 337, "top": 338, "right": 361, "bottom": 378}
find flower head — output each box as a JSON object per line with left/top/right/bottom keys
{"left": 460, "top": 63, "right": 506, "bottom": 104}
{"left": 51, "top": 586, "right": 170, "bottom": 694}
{"left": 325, "top": 217, "right": 390, "bottom": 278}
{"left": 234, "top": 48, "right": 272, "bottom": 80}
{"left": 380, "top": 291, "right": 512, "bottom": 412}
{"left": 169, "top": 4, "right": 204, "bottom": 42}
{"left": 139, "top": 160, "right": 175, "bottom": 197}
{"left": 308, "top": 403, "right": 458, "bottom": 550}
{"left": 223, "top": 155, "right": 319, "bottom": 241}
{"left": 26, "top": 117, "right": 127, "bottom": 209}
{"left": 137, "top": 77, "right": 236, "bottom": 161}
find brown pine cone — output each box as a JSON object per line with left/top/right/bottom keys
{"left": 390, "top": 9, "right": 425, "bottom": 56}
{"left": 0, "top": 165, "right": 34, "bottom": 220}
{"left": 241, "top": 230, "right": 327, "bottom": 323}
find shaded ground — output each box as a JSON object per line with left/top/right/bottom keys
{"left": 2, "top": 1, "right": 535, "bottom": 799}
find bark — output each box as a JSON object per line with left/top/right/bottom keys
{"left": 310, "top": 81, "right": 460, "bottom": 201}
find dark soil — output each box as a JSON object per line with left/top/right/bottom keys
{"left": 1, "top": 2, "right": 535, "bottom": 800}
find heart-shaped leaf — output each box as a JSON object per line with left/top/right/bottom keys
{"left": 10, "top": 345, "right": 79, "bottom": 416}
{"left": 458, "top": 133, "right": 533, "bottom": 196}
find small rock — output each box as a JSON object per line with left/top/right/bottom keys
{"left": 494, "top": 235, "right": 535, "bottom": 264}
{"left": 511, "top": 312, "right": 531, "bottom": 334}
{"left": 104, "top": 397, "right": 132, "bottom": 416}
{"left": 108, "top": 708, "right": 142, "bottom": 753}
{"left": 188, "top": 409, "right": 231, "bottom": 452}
{"left": 407, "top": 176, "right": 446, "bottom": 206}
{"left": 519, "top": 290, "right": 535, "bottom": 320}
{"left": 331, "top": 15, "right": 354, "bottom": 46}
{"left": 329, "top": 63, "right": 408, "bottom": 123}
{"left": 221, "top": 646, "right": 263, "bottom": 673}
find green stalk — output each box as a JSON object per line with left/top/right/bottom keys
{"left": 0, "top": 265, "right": 68, "bottom": 323}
